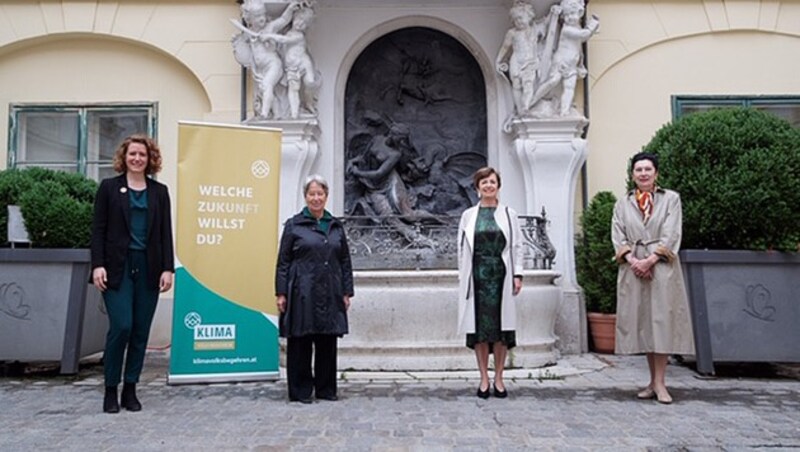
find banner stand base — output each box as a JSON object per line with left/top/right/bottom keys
{"left": 167, "top": 371, "right": 280, "bottom": 385}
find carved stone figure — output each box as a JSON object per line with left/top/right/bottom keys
{"left": 344, "top": 28, "right": 487, "bottom": 268}
{"left": 347, "top": 121, "right": 438, "bottom": 247}
{"left": 532, "top": 0, "right": 599, "bottom": 116}
{"left": 498, "top": 0, "right": 599, "bottom": 120}
{"left": 495, "top": 2, "right": 537, "bottom": 116}
{"left": 232, "top": 0, "right": 320, "bottom": 120}
{"left": 261, "top": 5, "right": 320, "bottom": 119}
{"left": 495, "top": 1, "right": 559, "bottom": 117}
{"left": 232, "top": 1, "right": 297, "bottom": 119}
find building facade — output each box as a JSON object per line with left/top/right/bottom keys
{"left": 2, "top": 0, "right": 799, "bottom": 351}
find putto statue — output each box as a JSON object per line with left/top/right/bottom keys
{"left": 232, "top": 0, "right": 321, "bottom": 120}
{"left": 495, "top": 1, "right": 559, "bottom": 117}
{"left": 497, "top": 0, "right": 599, "bottom": 119}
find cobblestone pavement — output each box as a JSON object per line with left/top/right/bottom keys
{"left": 1, "top": 352, "right": 798, "bottom": 451}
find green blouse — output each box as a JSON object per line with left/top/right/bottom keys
{"left": 128, "top": 188, "right": 148, "bottom": 250}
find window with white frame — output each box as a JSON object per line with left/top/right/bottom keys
{"left": 672, "top": 95, "right": 800, "bottom": 127}
{"left": 8, "top": 103, "right": 157, "bottom": 181}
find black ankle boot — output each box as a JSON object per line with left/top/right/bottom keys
{"left": 121, "top": 383, "right": 142, "bottom": 412}
{"left": 103, "top": 386, "right": 119, "bottom": 413}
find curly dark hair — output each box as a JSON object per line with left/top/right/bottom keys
{"left": 112, "top": 135, "right": 163, "bottom": 175}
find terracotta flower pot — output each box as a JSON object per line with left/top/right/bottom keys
{"left": 587, "top": 312, "right": 616, "bottom": 354}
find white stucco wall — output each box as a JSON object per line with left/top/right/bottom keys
{"left": 3, "top": 0, "right": 798, "bottom": 202}
{"left": 0, "top": 0, "right": 527, "bottom": 350}
{"left": 586, "top": 0, "right": 800, "bottom": 199}
{"left": 2, "top": 0, "right": 798, "bottom": 351}
{"left": 0, "top": 0, "right": 532, "bottom": 213}
{"left": 0, "top": 35, "right": 211, "bottom": 187}
{"left": 0, "top": 1, "right": 242, "bottom": 187}
{"left": 0, "top": 2, "right": 240, "bottom": 347}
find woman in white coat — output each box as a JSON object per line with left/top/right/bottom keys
{"left": 458, "top": 167, "right": 524, "bottom": 399}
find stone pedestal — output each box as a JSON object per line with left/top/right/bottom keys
{"left": 247, "top": 118, "right": 320, "bottom": 223}
{"left": 334, "top": 269, "right": 561, "bottom": 371}
{"left": 509, "top": 117, "right": 589, "bottom": 353}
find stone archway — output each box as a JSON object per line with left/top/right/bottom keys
{"left": 343, "top": 27, "right": 487, "bottom": 269}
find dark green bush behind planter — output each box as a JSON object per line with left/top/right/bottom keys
{"left": 642, "top": 107, "right": 800, "bottom": 251}
{"left": 0, "top": 168, "right": 97, "bottom": 248}
{"left": 576, "top": 191, "right": 618, "bottom": 314}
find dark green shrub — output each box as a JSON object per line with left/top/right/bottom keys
{"left": 0, "top": 168, "right": 97, "bottom": 248}
{"left": 576, "top": 191, "right": 617, "bottom": 314}
{"left": 643, "top": 107, "right": 800, "bottom": 251}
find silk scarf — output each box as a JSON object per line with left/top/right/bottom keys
{"left": 635, "top": 188, "right": 655, "bottom": 223}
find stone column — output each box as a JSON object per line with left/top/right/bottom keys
{"left": 248, "top": 118, "right": 320, "bottom": 223}
{"left": 278, "top": 119, "right": 320, "bottom": 223}
{"left": 509, "top": 117, "right": 589, "bottom": 353}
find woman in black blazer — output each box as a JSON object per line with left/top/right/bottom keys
{"left": 90, "top": 135, "right": 174, "bottom": 413}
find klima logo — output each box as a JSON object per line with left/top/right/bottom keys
{"left": 194, "top": 324, "right": 236, "bottom": 341}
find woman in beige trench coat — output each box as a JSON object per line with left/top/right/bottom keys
{"left": 612, "top": 152, "right": 695, "bottom": 404}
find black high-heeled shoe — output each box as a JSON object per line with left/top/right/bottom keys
{"left": 493, "top": 384, "right": 508, "bottom": 399}
{"left": 476, "top": 384, "right": 491, "bottom": 399}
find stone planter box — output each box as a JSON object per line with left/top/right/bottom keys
{"left": 329, "top": 269, "right": 562, "bottom": 371}
{"left": 0, "top": 248, "right": 107, "bottom": 374}
{"left": 680, "top": 250, "right": 800, "bottom": 375}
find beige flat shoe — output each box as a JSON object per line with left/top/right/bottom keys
{"left": 636, "top": 387, "right": 655, "bottom": 399}
{"left": 655, "top": 388, "right": 673, "bottom": 404}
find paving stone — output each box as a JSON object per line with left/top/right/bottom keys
{"left": 1, "top": 352, "right": 798, "bottom": 450}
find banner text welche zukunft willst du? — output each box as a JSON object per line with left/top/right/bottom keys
{"left": 196, "top": 185, "right": 260, "bottom": 246}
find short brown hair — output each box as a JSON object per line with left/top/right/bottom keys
{"left": 473, "top": 166, "right": 501, "bottom": 189}
{"left": 112, "top": 135, "right": 163, "bottom": 175}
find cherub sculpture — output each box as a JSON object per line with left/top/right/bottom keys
{"left": 232, "top": 0, "right": 300, "bottom": 119}
{"left": 496, "top": 1, "right": 560, "bottom": 117}
{"left": 531, "top": 0, "right": 599, "bottom": 117}
{"left": 259, "top": 5, "right": 321, "bottom": 119}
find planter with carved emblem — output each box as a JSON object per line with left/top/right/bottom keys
{"left": 680, "top": 250, "right": 800, "bottom": 375}
{"left": 0, "top": 248, "right": 107, "bottom": 374}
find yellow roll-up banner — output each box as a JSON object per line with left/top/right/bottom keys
{"left": 169, "top": 122, "right": 281, "bottom": 384}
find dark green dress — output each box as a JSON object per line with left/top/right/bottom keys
{"left": 467, "top": 207, "right": 517, "bottom": 350}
